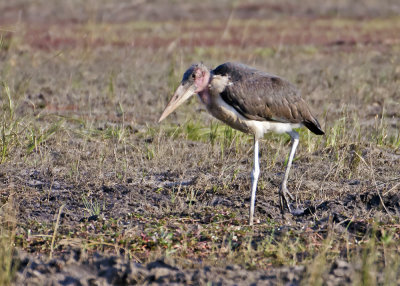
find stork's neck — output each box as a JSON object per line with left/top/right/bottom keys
{"left": 197, "top": 71, "right": 212, "bottom": 106}
{"left": 198, "top": 88, "right": 211, "bottom": 106}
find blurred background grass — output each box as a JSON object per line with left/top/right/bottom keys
{"left": 1, "top": 0, "right": 400, "bottom": 284}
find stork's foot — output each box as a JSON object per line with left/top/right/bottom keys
{"left": 279, "top": 186, "right": 294, "bottom": 213}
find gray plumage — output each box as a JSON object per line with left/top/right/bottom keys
{"left": 212, "top": 62, "right": 324, "bottom": 135}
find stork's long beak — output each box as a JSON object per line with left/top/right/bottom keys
{"left": 158, "top": 82, "right": 196, "bottom": 122}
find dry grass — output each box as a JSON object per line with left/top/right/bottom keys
{"left": 1, "top": 0, "right": 400, "bottom": 284}
{"left": 0, "top": 195, "right": 17, "bottom": 286}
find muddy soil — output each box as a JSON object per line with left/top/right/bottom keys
{"left": 14, "top": 250, "right": 306, "bottom": 285}
{"left": 1, "top": 1, "right": 400, "bottom": 285}
{"left": 13, "top": 249, "right": 365, "bottom": 285}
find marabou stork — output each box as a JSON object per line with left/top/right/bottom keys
{"left": 159, "top": 62, "right": 324, "bottom": 225}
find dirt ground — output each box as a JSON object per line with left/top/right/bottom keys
{"left": 1, "top": 0, "right": 400, "bottom": 285}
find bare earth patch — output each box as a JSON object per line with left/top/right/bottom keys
{"left": 1, "top": 0, "right": 400, "bottom": 285}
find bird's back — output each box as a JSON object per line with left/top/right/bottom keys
{"left": 212, "top": 62, "right": 324, "bottom": 135}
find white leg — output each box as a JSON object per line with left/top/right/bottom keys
{"left": 279, "top": 131, "right": 299, "bottom": 213}
{"left": 249, "top": 137, "right": 260, "bottom": 226}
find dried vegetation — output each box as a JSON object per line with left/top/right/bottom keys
{"left": 1, "top": 0, "right": 400, "bottom": 285}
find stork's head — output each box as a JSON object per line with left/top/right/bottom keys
{"left": 158, "top": 63, "right": 210, "bottom": 122}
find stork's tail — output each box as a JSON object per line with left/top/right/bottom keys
{"left": 303, "top": 118, "right": 324, "bottom": 135}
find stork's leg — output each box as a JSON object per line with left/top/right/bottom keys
{"left": 279, "top": 131, "right": 299, "bottom": 213}
{"left": 249, "top": 137, "right": 260, "bottom": 226}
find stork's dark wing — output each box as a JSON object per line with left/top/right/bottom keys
{"left": 212, "top": 62, "right": 324, "bottom": 135}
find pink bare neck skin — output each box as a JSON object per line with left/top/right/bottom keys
{"left": 195, "top": 69, "right": 211, "bottom": 105}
